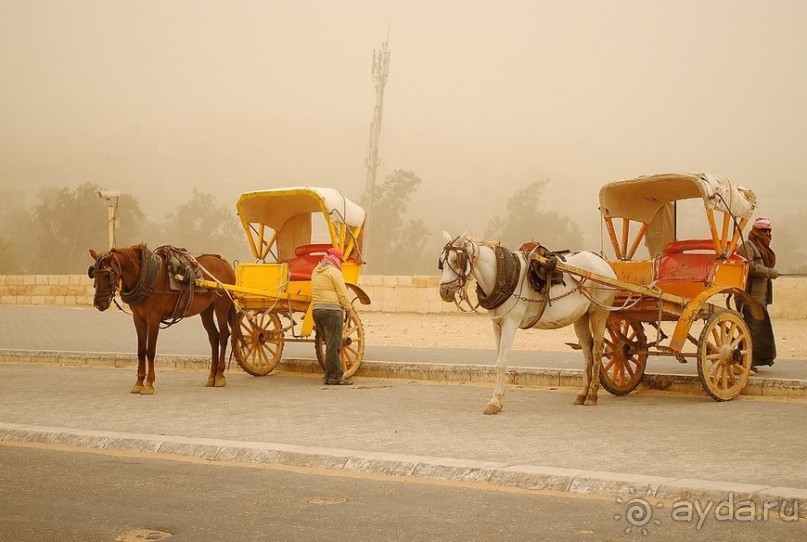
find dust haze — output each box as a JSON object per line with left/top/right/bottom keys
{"left": 1, "top": 1, "right": 806, "bottom": 263}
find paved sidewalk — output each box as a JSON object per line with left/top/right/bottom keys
{"left": 1, "top": 305, "right": 807, "bottom": 514}
{"left": 1, "top": 364, "right": 806, "bottom": 516}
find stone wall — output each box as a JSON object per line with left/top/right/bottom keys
{"left": 0, "top": 274, "right": 805, "bottom": 318}
{"left": 0, "top": 275, "right": 96, "bottom": 307}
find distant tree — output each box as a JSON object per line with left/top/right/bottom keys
{"left": 0, "top": 235, "right": 18, "bottom": 274}
{"left": 163, "top": 189, "right": 247, "bottom": 260}
{"left": 485, "top": 180, "right": 583, "bottom": 249}
{"left": 362, "top": 169, "right": 432, "bottom": 274}
{"left": 0, "top": 190, "right": 36, "bottom": 273}
{"left": 33, "top": 183, "right": 144, "bottom": 273}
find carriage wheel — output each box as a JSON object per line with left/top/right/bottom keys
{"left": 315, "top": 310, "right": 365, "bottom": 379}
{"left": 233, "top": 309, "right": 284, "bottom": 376}
{"left": 600, "top": 316, "right": 648, "bottom": 396}
{"left": 697, "top": 311, "right": 752, "bottom": 401}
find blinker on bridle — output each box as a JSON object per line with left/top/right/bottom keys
{"left": 90, "top": 254, "right": 119, "bottom": 304}
{"left": 439, "top": 238, "right": 474, "bottom": 289}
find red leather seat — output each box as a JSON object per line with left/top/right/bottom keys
{"left": 655, "top": 239, "right": 743, "bottom": 283}
{"left": 655, "top": 239, "right": 714, "bottom": 283}
{"left": 286, "top": 244, "right": 333, "bottom": 280}
{"left": 287, "top": 255, "right": 322, "bottom": 280}
{"left": 662, "top": 239, "right": 716, "bottom": 254}
{"left": 656, "top": 253, "right": 716, "bottom": 282}
{"left": 294, "top": 244, "right": 333, "bottom": 257}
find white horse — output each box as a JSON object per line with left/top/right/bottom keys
{"left": 438, "top": 232, "right": 617, "bottom": 413}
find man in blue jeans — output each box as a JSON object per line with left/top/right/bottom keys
{"left": 311, "top": 248, "right": 355, "bottom": 385}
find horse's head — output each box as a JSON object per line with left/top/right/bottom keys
{"left": 438, "top": 231, "right": 476, "bottom": 302}
{"left": 88, "top": 249, "right": 120, "bottom": 311}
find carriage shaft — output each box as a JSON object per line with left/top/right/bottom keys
{"left": 529, "top": 254, "right": 689, "bottom": 306}
{"left": 195, "top": 278, "right": 302, "bottom": 301}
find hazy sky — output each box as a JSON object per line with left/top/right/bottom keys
{"left": 1, "top": 0, "right": 805, "bottom": 243}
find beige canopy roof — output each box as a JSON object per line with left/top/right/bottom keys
{"left": 236, "top": 187, "right": 365, "bottom": 261}
{"left": 599, "top": 173, "right": 757, "bottom": 224}
{"left": 237, "top": 186, "right": 365, "bottom": 230}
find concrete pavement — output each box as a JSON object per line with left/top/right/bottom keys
{"left": 1, "top": 365, "right": 806, "bottom": 518}
{"left": 2, "top": 305, "right": 806, "bottom": 397}
{"left": 1, "top": 305, "right": 807, "bottom": 516}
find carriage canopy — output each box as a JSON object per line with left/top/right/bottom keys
{"left": 236, "top": 187, "right": 365, "bottom": 262}
{"left": 598, "top": 172, "right": 757, "bottom": 225}
{"left": 598, "top": 173, "right": 758, "bottom": 260}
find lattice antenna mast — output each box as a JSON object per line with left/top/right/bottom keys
{"left": 363, "top": 39, "right": 390, "bottom": 262}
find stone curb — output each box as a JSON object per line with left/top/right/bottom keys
{"left": 2, "top": 349, "right": 805, "bottom": 399}
{"left": 1, "top": 422, "right": 805, "bottom": 518}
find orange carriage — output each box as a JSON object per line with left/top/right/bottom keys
{"left": 533, "top": 173, "right": 762, "bottom": 400}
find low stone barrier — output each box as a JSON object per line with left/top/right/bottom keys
{"left": 0, "top": 274, "right": 805, "bottom": 318}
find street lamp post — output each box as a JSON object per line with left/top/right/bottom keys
{"left": 97, "top": 190, "right": 121, "bottom": 250}
{"left": 364, "top": 39, "right": 390, "bottom": 265}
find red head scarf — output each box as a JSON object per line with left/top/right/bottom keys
{"left": 321, "top": 248, "right": 343, "bottom": 270}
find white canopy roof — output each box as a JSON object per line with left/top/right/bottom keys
{"left": 599, "top": 173, "right": 757, "bottom": 224}
{"left": 236, "top": 186, "right": 366, "bottom": 230}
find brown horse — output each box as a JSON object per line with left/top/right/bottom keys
{"left": 88, "top": 243, "right": 238, "bottom": 394}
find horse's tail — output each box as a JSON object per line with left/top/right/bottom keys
{"left": 228, "top": 301, "right": 243, "bottom": 353}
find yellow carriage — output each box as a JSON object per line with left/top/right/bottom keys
{"left": 199, "top": 187, "right": 370, "bottom": 378}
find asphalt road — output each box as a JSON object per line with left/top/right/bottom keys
{"left": 2, "top": 443, "right": 804, "bottom": 542}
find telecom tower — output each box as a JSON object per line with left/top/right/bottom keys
{"left": 363, "top": 40, "right": 390, "bottom": 262}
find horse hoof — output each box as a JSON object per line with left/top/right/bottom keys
{"left": 585, "top": 396, "right": 599, "bottom": 406}
{"left": 483, "top": 404, "right": 502, "bottom": 415}
{"left": 205, "top": 377, "right": 215, "bottom": 387}
{"left": 140, "top": 386, "right": 155, "bottom": 395}
{"left": 573, "top": 396, "right": 586, "bottom": 406}
{"left": 130, "top": 385, "right": 144, "bottom": 394}
{"left": 214, "top": 376, "right": 226, "bottom": 387}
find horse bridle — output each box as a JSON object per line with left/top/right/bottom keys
{"left": 438, "top": 237, "right": 478, "bottom": 291}
{"left": 89, "top": 253, "right": 120, "bottom": 307}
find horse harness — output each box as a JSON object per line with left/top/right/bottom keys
{"left": 120, "top": 246, "right": 162, "bottom": 305}
{"left": 508, "top": 243, "right": 574, "bottom": 329}
{"left": 476, "top": 245, "right": 521, "bottom": 310}
{"left": 153, "top": 245, "right": 206, "bottom": 327}
{"left": 441, "top": 238, "right": 584, "bottom": 327}
{"left": 93, "top": 245, "right": 208, "bottom": 328}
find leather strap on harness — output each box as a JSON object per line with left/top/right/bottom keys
{"left": 476, "top": 245, "right": 521, "bottom": 310}
{"left": 120, "top": 247, "right": 161, "bottom": 305}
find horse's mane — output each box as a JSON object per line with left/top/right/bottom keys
{"left": 111, "top": 243, "right": 147, "bottom": 269}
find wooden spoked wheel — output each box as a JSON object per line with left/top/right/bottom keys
{"left": 697, "top": 310, "right": 752, "bottom": 401}
{"left": 600, "top": 316, "right": 648, "bottom": 396}
{"left": 315, "top": 310, "right": 365, "bottom": 379}
{"left": 233, "top": 309, "right": 284, "bottom": 376}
